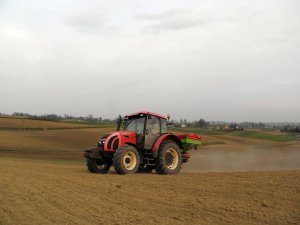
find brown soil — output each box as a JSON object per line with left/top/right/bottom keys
{"left": 0, "top": 158, "right": 299, "bottom": 225}
{"left": 1, "top": 122, "right": 300, "bottom": 224}
{"left": 0, "top": 128, "right": 112, "bottom": 160}
{"left": 0, "top": 117, "right": 98, "bottom": 129}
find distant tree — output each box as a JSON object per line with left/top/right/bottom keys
{"left": 13, "top": 112, "right": 30, "bottom": 117}
{"left": 87, "top": 114, "right": 94, "bottom": 121}
{"left": 196, "top": 119, "right": 209, "bottom": 128}
{"left": 64, "top": 114, "right": 73, "bottom": 119}
{"left": 281, "top": 125, "right": 300, "bottom": 133}
{"left": 229, "top": 123, "right": 238, "bottom": 130}
{"left": 45, "top": 114, "right": 60, "bottom": 120}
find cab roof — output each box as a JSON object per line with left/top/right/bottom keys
{"left": 126, "top": 111, "right": 168, "bottom": 120}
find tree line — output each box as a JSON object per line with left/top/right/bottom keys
{"left": 172, "top": 119, "right": 267, "bottom": 129}
{"left": 1, "top": 112, "right": 113, "bottom": 123}
{"left": 1, "top": 112, "right": 299, "bottom": 132}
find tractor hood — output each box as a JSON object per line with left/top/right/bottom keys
{"left": 100, "top": 131, "right": 137, "bottom": 152}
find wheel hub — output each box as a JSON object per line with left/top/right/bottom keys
{"left": 165, "top": 152, "right": 174, "bottom": 166}
{"left": 123, "top": 151, "right": 137, "bottom": 170}
{"left": 95, "top": 159, "right": 106, "bottom": 169}
{"left": 165, "top": 148, "right": 179, "bottom": 170}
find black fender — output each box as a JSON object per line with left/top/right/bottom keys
{"left": 84, "top": 147, "right": 102, "bottom": 159}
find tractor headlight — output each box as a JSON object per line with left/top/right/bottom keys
{"left": 98, "top": 140, "right": 105, "bottom": 145}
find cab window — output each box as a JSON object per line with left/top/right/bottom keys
{"left": 146, "top": 116, "right": 160, "bottom": 134}
{"left": 161, "top": 119, "right": 168, "bottom": 133}
{"left": 125, "top": 117, "right": 145, "bottom": 135}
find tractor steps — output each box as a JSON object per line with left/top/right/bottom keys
{"left": 143, "top": 149, "right": 155, "bottom": 166}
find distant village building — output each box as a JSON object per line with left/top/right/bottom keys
{"left": 223, "top": 125, "right": 230, "bottom": 130}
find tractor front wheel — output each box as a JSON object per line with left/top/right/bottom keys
{"left": 113, "top": 145, "right": 140, "bottom": 174}
{"left": 156, "top": 141, "right": 182, "bottom": 175}
{"left": 86, "top": 158, "right": 111, "bottom": 173}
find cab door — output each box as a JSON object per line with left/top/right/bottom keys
{"left": 144, "top": 115, "right": 161, "bottom": 149}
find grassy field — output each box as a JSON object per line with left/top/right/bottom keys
{"left": 229, "top": 130, "right": 295, "bottom": 142}
{"left": 170, "top": 127, "right": 299, "bottom": 142}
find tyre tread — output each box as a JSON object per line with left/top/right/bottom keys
{"left": 155, "top": 141, "right": 182, "bottom": 175}
{"left": 113, "top": 145, "right": 140, "bottom": 174}
{"left": 86, "top": 158, "right": 111, "bottom": 174}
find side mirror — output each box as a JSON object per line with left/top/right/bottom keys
{"left": 116, "top": 115, "right": 122, "bottom": 131}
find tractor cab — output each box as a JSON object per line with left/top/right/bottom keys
{"left": 124, "top": 112, "right": 168, "bottom": 149}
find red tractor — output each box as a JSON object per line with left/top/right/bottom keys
{"left": 84, "top": 111, "right": 201, "bottom": 174}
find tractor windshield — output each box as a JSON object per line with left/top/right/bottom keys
{"left": 161, "top": 119, "right": 168, "bottom": 133}
{"left": 124, "top": 117, "right": 145, "bottom": 135}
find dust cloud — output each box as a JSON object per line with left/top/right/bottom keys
{"left": 183, "top": 144, "right": 300, "bottom": 172}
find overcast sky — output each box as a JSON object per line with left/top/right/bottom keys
{"left": 0, "top": 0, "right": 299, "bottom": 122}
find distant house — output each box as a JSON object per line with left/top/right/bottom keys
{"left": 181, "top": 124, "right": 187, "bottom": 128}
{"left": 222, "top": 125, "right": 229, "bottom": 130}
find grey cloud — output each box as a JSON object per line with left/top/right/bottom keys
{"left": 147, "top": 18, "right": 206, "bottom": 33}
{"left": 136, "top": 10, "right": 206, "bottom": 33}
{"left": 1, "top": 0, "right": 300, "bottom": 122}
{"left": 266, "top": 36, "right": 289, "bottom": 44}
{"left": 136, "top": 9, "right": 191, "bottom": 21}
{"left": 268, "top": 30, "right": 300, "bottom": 44}
{"left": 65, "top": 12, "right": 108, "bottom": 33}
{"left": 254, "top": 32, "right": 296, "bottom": 45}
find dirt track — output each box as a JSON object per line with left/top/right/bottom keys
{"left": 0, "top": 158, "right": 299, "bottom": 225}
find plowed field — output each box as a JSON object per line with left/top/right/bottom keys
{"left": 0, "top": 158, "right": 299, "bottom": 225}
{"left": 1, "top": 118, "right": 300, "bottom": 224}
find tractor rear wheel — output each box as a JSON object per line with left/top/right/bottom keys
{"left": 113, "top": 145, "right": 140, "bottom": 174}
{"left": 86, "top": 158, "right": 111, "bottom": 173}
{"left": 155, "top": 141, "right": 182, "bottom": 175}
